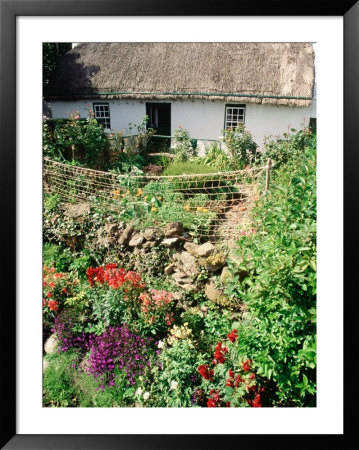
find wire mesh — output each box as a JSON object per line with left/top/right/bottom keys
{"left": 43, "top": 158, "right": 267, "bottom": 242}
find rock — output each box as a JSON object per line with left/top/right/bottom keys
{"left": 128, "top": 232, "right": 144, "bottom": 247}
{"left": 96, "top": 223, "right": 120, "bottom": 248}
{"left": 44, "top": 334, "right": 58, "bottom": 354}
{"left": 183, "top": 241, "right": 215, "bottom": 258}
{"left": 203, "top": 252, "right": 226, "bottom": 272}
{"left": 196, "top": 242, "right": 215, "bottom": 258}
{"left": 180, "top": 251, "right": 198, "bottom": 277}
{"left": 161, "top": 237, "right": 180, "bottom": 247}
{"left": 96, "top": 227, "right": 109, "bottom": 247}
{"left": 118, "top": 223, "right": 134, "bottom": 245}
{"left": 141, "top": 241, "right": 157, "bottom": 251}
{"left": 164, "top": 222, "right": 184, "bottom": 237}
{"left": 164, "top": 263, "right": 176, "bottom": 275}
{"left": 220, "top": 266, "right": 232, "bottom": 283}
{"left": 172, "top": 271, "right": 189, "bottom": 282}
{"left": 204, "top": 281, "right": 229, "bottom": 307}
{"left": 180, "top": 283, "right": 199, "bottom": 292}
{"left": 143, "top": 227, "right": 163, "bottom": 242}
{"left": 63, "top": 202, "right": 90, "bottom": 218}
{"left": 183, "top": 241, "right": 200, "bottom": 256}
{"left": 43, "top": 359, "right": 50, "bottom": 373}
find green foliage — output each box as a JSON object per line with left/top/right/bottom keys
{"left": 43, "top": 351, "right": 79, "bottom": 407}
{"left": 222, "top": 123, "right": 258, "bottom": 169}
{"left": 259, "top": 127, "right": 315, "bottom": 170}
{"left": 43, "top": 110, "right": 111, "bottom": 169}
{"left": 154, "top": 339, "right": 205, "bottom": 407}
{"left": 172, "top": 126, "right": 197, "bottom": 162}
{"left": 202, "top": 143, "right": 233, "bottom": 171}
{"left": 225, "top": 131, "right": 316, "bottom": 406}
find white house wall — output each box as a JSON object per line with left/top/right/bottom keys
{"left": 50, "top": 98, "right": 316, "bottom": 150}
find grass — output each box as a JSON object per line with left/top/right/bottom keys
{"left": 163, "top": 161, "right": 220, "bottom": 176}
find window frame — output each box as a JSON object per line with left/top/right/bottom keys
{"left": 92, "top": 102, "right": 111, "bottom": 130}
{"left": 224, "top": 103, "right": 246, "bottom": 130}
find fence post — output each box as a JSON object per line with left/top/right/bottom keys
{"left": 265, "top": 158, "right": 271, "bottom": 191}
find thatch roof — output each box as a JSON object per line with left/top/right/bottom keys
{"left": 45, "top": 43, "right": 315, "bottom": 107}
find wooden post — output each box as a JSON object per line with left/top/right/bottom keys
{"left": 265, "top": 158, "right": 271, "bottom": 191}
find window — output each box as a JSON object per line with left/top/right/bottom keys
{"left": 93, "top": 103, "right": 111, "bottom": 130}
{"left": 224, "top": 104, "right": 246, "bottom": 130}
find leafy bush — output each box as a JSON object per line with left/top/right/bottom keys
{"left": 43, "top": 110, "right": 111, "bottom": 169}
{"left": 154, "top": 338, "right": 205, "bottom": 407}
{"left": 172, "top": 126, "right": 197, "bottom": 161}
{"left": 259, "top": 127, "right": 315, "bottom": 170}
{"left": 222, "top": 123, "right": 258, "bottom": 169}
{"left": 202, "top": 143, "right": 232, "bottom": 171}
{"left": 224, "top": 131, "right": 316, "bottom": 406}
{"left": 43, "top": 350, "right": 79, "bottom": 407}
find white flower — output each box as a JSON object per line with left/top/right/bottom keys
{"left": 170, "top": 381, "right": 178, "bottom": 390}
{"left": 135, "top": 387, "right": 143, "bottom": 396}
{"left": 158, "top": 340, "right": 164, "bottom": 349}
{"left": 143, "top": 392, "right": 150, "bottom": 400}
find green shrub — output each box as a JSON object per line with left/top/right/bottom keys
{"left": 43, "top": 351, "right": 79, "bottom": 407}
{"left": 222, "top": 123, "right": 258, "bottom": 169}
{"left": 259, "top": 127, "right": 315, "bottom": 170}
{"left": 43, "top": 111, "right": 111, "bottom": 170}
{"left": 224, "top": 131, "right": 316, "bottom": 406}
{"left": 172, "top": 126, "right": 197, "bottom": 162}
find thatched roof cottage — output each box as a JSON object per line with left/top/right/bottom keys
{"left": 45, "top": 42, "right": 316, "bottom": 149}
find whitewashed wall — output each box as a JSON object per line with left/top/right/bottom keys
{"left": 50, "top": 98, "right": 316, "bottom": 150}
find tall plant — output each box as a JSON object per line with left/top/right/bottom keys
{"left": 222, "top": 123, "right": 258, "bottom": 169}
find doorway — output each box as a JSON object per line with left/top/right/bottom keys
{"left": 146, "top": 103, "right": 171, "bottom": 151}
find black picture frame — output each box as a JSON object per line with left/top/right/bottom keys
{"left": 1, "top": 1, "right": 357, "bottom": 448}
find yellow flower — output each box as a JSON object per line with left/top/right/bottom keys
{"left": 203, "top": 208, "right": 208, "bottom": 213}
{"left": 113, "top": 189, "right": 120, "bottom": 198}
{"left": 158, "top": 196, "right": 162, "bottom": 201}
{"left": 151, "top": 207, "right": 157, "bottom": 212}
{"left": 197, "top": 207, "right": 203, "bottom": 212}
{"left": 122, "top": 194, "right": 126, "bottom": 198}
{"left": 184, "top": 204, "right": 190, "bottom": 212}
{"left": 136, "top": 188, "right": 143, "bottom": 197}
{"left": 126, "top": 190, "right": 130, "bottom": 195}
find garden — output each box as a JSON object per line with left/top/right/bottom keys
{"left": 42, "top": 110, "right": 316, "bottom": 408}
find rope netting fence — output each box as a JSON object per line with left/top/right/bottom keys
{"left": 43, "top": 158, "right": 269, "bottom": 242}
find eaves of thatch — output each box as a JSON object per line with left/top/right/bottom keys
{"left": 45, "top": 42, "right": 315, "bottom": 107}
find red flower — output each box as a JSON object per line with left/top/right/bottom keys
{"left": 213, "top": 342, "right": 228, "bottom": 364}
{"left": 228, "top": 370, "right": 235, "bottom": 379}
{"left": 248, "top": 394, "right": 262, "bottom": 407}
{"left": 207, "top": 398, "right": 217, "bottom": 407}
{"left": 226, "top": 402, "right": 231, "bottom": 407}
{"left": 249, "top": 373, "right": 255, "bottom": 380}
{"left": 62, "top": 288, "right": 68, "bottom": 294}
{"left": 235, "top": 374, "right": 243, "bottom": 387}
{"left": 207, "top": 390, "right": 221, "bottom": 407}
{"left": 242, "top": 359, "right": 251, "bottom": 372}
{"left": 227, "top": 329, "right": 238, "bottom": 343}
{"left": 46, "top": 291, "right": 53, "bottom": 298}
{"left": 198, "top": 364, "right": 214, "bottom": 381}
{"left": 225, "top": 378, "right": 234, "bottom": 388}
{"left": 48, "top": 300, "right": 59, "bottom": 311}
